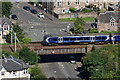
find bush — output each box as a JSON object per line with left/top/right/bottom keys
{"left": 81, "top": 8, "right": 93, "bottom": 13}
{"left": 69, "top": 7, "right": 76, "bottom": 13}
{"left": 22, "top": 37, "right": 31, "bottom": 44}
{"left": 89, "top": 28, "right": 98, "bottom": 33}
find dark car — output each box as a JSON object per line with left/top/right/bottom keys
{"left": 30, "top": 9, "right": 38, "bottom": 14}
{"left": 11, "top": 14, "right": 18, "bottom": 20}
{"left": 23, "top": 6, "right": 30, "bottom": 11}
{"left": 48, "top": 77, "right": 55, "bottom": 80}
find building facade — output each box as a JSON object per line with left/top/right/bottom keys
{"left": 97, "top": 11, "right": 119, "bottom": 32}
{"left": 39, "top": 0, "right": 119, "bottom": 14}
{"left": 0, "top": 17, "right": 12, "bottom": 43}
{"left": 0, "top": 55, "right": 30, "bottom": 80}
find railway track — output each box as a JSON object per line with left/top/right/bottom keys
{"left": 1, "top": 42, "right": 109, "bottom": 54}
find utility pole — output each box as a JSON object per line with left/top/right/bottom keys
{"left": 15, "top": 33, "right": 16, "bottom": 53}
{"left": 11, "top": 25, "right": 13, "bottom": 45}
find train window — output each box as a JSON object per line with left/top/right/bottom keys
{"left": 84, "top": 37, "right": 89, "bottom": 40}
{"left": 96, "top": 37, "right": 101, "bottom": 40}
{"left": 70, "top": 38, "right": 76, "bottom": 40}
{"left": 53, "top": 39, "right": 57, "bottom": 41}
{"left": 102, "top": 37, "right": 106, "bottom": 40}
{"left": 77, "top": 38, "right": 83, "bottom": 40}
{"left": 64, "top": 38, "right": 69, "bottom": 41}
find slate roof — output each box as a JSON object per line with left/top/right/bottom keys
{"left": 99, "top": 11, "right": 120, "bottom": 23}
{"left": 1, "top": 55, "right": 29, "bottom": 72}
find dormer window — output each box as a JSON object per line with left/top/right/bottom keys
{"left": 110, "top": 17, "right": 115, "bottom": 26}
{"left": 1, "top": 72, "right": 5, "bottom": 76}
{"left": 3, "top": 23, "right": 9, "bottom": 31}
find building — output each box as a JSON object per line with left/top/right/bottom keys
{"left": 0, "top": 17, "right": 12, "bottom": 43}
{"left": 97, "top": 11, "right": 119, "bottom": 32}
{"left": 39, "top": 0, "right": 119, "bottom": 14}
{"left": 0, "top": 55, "right": 30, "bottom": 80}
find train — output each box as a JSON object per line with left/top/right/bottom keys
{"left": 42, "top": 34, "right": 120, "bottom": 45}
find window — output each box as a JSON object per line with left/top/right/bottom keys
{"left": 76, "top": 0, "right": 79, "bottom": 5}
{"left": 57, "top": 2, "right": 61, "bottom": 7}
{"left": 68, "top": 1, "right": 70, "bottom": 6}
{"left": 3, "top": 24, "right": 9, "bottom": 31}
{"left": 1, "top": 72, "right": 5, "bottom": 76}
{"left": 57, "top": 10, "right": 60, "bottom": 14}
{"left": 96, "top": 37, "right": 101, "bottom": 40}
{"left": 110, "top": 22, "right": 115, "bottom": 26}
{"left": 84, "top": 37, "right": 89, "bottom": 40}
{"left": 53, "top": 38, "right": 57, "bottom": 41}
{"left": 13, "top": 71, "right": 16, "bottom": 76}
{"left": 77, "top": 38, "right": 83, "bottom": 40}
{"left": 0, "top": 31, "right": 2, "bottom": 36}
{"left": 70, "top": 38, "right": 76, "bottom": 40}
{"left": 102, "top": 37, "right": 106, "bottom": 40}
{"left": 94, "top": 0, "right": 98, "bottom": 2}
{"left": 64, "top": 38, "right": 69, "bottom": 41}
{"left": 62, "top": 9, "right": 65, "bottom": 13}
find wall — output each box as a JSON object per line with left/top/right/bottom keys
{"left": 58, "top": 12, "right": 97, "bottom": 19}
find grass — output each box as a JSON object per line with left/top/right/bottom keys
{"left": 59, "top": 17, "right": 94, "bottom": 22}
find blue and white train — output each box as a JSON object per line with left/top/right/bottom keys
{"left": 42, "top": 34, "right": 120, "bottom": 45}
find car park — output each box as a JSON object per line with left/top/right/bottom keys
{"left": 11, "top": 14, "right": 18, "bottom": 20}
{"left": 23, "top": 6, "right": 30, "bottom": 11}
{"left": 37, "top": 13, "right": 44, "bottom": 18}
{"left": 30, "top": 9, "right": 38, "bottom": 14}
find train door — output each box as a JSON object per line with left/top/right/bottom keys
{"left": 90, "top": 36, "right": 95, "bottom": 42}
{"left": 58, "top": 37, "right": 63, "bottom": 43}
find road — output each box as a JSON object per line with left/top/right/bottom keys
{"left": 11, "top": 2, "right": 74, "bottom": 41}
{"left": 39, "top": 53, "right": 85, "bottom": 79}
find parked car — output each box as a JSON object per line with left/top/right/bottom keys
{"left": 23, "top": 6, "right": 30, "bottom": 11}
{"left": 11, "top": 14, "right": 18, "bottom": 20}
{"left": 30, "top": 9, "right": 38, "bottom": 14}
{"left": 48, "top": 77, "right": 55, "bottom": 80}
{"left": 37, "top": 13, "right": 44, "bottom": 18}
{"left": 69, "top": 56, "right": 76, "bottom": 64}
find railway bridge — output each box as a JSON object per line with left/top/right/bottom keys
{"left": 2, "top": 43, "right": 106, "bottom": 55}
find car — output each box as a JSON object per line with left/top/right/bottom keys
{"left": 37, "top": 13, "right": 44, "bottom": 18}
{"left": 48, "top": 77, "right": 55, "bottom": 80}
{"left": 11, "top": 14, "right": 18, "bottom": 20}
{"left": 23, "top": 6, "right": 30, "bottom": 11}
{"left": 30, "top": 9, "right": 38, "bottom": 14}
{"left": 69, "top": 56, "right": 76, "bottom": 64}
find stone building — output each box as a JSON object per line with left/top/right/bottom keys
{"left": 97, "top": 11, "right": 119, "bottom": 32}
{"left": 0, "top": 17, "right": 12, "bottom": 43}
{"left": 38, "top": 0, "right": 119, "bottom": 14}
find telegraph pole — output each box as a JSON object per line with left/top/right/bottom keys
{"left": 15, "top": 33, "right": 16, "bottom": 53}
{"left": 11, "top": 25, "right": 13, "bottom": 44}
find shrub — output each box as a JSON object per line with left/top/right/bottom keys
{"left": 89, "top": 28, "right": 98, "bottom": 33}
{"left": 69, "top": 7, "right": 77, "bottom": 13}
{"left": 81, "top": 8, "right": 93, "bottom": 13}
{"left": 22, "top": 37, "right": 31, "bottom": 44}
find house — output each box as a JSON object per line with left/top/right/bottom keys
{"left": 97, "top": 11, "right": 119, "bottom": 32}
{"left": 0, "top": 55, "right": 30, "bottom": 80}
{"left": 0, "top": 17, "right": 12, "bottom": 43}
{"left": 37, "top": 0, "right": 119, "bottom": 14}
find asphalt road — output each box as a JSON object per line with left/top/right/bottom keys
{"left": 11, "top": 2, "right": 74, "bottom": 41}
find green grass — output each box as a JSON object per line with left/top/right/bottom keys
{"left": 59, "top": 17, "right": 94, "bottom": 22}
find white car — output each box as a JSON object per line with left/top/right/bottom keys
{"left": 38, "top": 13, "right": 44, "bottom": 18}
{"left": 69, "top": 56, "right": 76, "bottom": 64}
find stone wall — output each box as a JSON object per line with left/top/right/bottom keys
{"left": 58, "top": 12, "right": 97, "bottom": 19}
{"left": 98, "top": 23, "right": 118, "bottom": 32}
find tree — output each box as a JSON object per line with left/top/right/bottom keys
{"left": 74, "top": 17, "right": 85, "bottom": 34}
{"left": 19, "top": 47, "right": 37, "bottom": 65}
{"left": 30, "top": 66, "right": 47, "bottom": 80}
{"left": 82, "top": 45, "right": 120, "bottom": 79}
{"left": 6, "top": 24, "right": 25, "bottom": 43}
{"left": 22, "top": 37, "right": 31, "bottom": 44}
{"left": 2, "top": 2, "right": 12, "bottom": 17}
